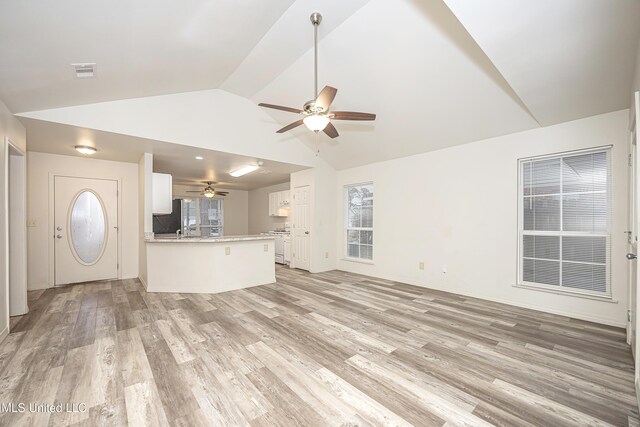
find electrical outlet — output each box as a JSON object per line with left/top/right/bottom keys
{"left": 325, "top": 252, "right": 329, "bottom": 259}
{"left": 442, "top": 265, "right": 447, "bottom": 274}
{"left": 419, "top": 261, "right": 424, "bottom": 270}
{"left": 263, "top": 244, "right": 268, "bottom": 252}
{"left": 27, "top": 219, "right": 37, "bottom": 227}
{"left": 225, "top": 247, "right": 231, "bottom": 256}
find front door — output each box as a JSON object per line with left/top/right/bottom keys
{"left": 292, "top": 185, "right": 311, "bottom": 271}
{"left": 54, "top": 176, "right": 118, "bottom": 285}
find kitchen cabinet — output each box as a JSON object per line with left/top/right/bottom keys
{"left": 268, "top": 190, "right": 290, "bottom": 217}
{"left": 152, "top": 173, "right": 173, "bottom": 214}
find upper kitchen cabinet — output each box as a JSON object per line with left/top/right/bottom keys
{"left": 152, "top": 172, "right": 173, "bottom": 214}
{"left": 269, "top": 189, "right": 290, "bottom": 217}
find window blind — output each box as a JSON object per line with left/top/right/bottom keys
{"left": 519, "top": 149, "right": 611, "bottom": 296}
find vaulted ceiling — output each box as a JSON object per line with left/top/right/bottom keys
{"left": 3, "top": 0, "right": 639, "bottom": 170}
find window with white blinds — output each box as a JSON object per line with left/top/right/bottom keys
{"left": 518, "top": 148, "right": 611, "bottom": 296}
{"left": 345, "top": 183, "right": 373, "bottom": 260}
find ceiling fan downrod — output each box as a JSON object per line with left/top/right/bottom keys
{"left": 310, "top": 12, "right": 322, "bottom": 100}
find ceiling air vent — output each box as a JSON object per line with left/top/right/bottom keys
{"left": 71, "top": 63, "right": 97, "bottom": 79}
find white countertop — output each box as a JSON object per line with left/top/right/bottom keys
{"left": 146, "top": 234, "right": 275, "bottom": 243}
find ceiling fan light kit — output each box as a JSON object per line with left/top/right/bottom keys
{"left": 303, "top": 114, "right": 330, "bottom": 131}
{"left": 258, "top": 12, "right": 376, "bottom": 141}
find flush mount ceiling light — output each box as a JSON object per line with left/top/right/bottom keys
{"left": 75, "top": 145, "right": 97, "bottom": 155}
{"left": 258, "top": 12, "right": 376, "bottom": 139}
{"left": 195, "top": 156, "right": 204, "bottom": 160}
{"left": 229, "top": 165, "right": 259, "bottom": 177}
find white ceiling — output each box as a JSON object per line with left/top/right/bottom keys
{"left": 0, "top": 0, "right": 294, "bottom": 113}
{"left": 443, "top": 0, "right": 640, "bottom": 126}
{"left": 21, "top": 117, "right": 305, "bottom": 190}
{"left": 3, "top": 0, "right": 640, "bottom": 170}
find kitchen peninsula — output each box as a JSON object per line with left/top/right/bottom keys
{"left": 145, "top": 235, "right": 275, "bottom": 293}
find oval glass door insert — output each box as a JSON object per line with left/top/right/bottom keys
{"left": 70, "top": 190, "right": 107, "bottom": 264}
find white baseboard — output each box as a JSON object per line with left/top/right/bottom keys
{"left": 138, "top": 275, "right": 147, "bottom": 290}
{"left": 0, "top": 326, "right": 8, "bottom": 345}
{"left": 336, "top": 269, "right": 627, "bottom": 328}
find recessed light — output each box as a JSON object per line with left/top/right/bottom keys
{"left": 75, "top": 145, "right": 97, "bottom": 155}
{"left": 195, "top": 156, "right": 203, "bottom": 160}
{"left": 230, "top": 165, "right": 259, "bottom": 177}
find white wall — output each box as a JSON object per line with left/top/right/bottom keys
{"left": 0, "top": 99, "right": 26, "bottom": 340}
{"left": 172, "top": 185, "right": 248, "bottom": 236}
{"left": 248, "top": 181, "right": 290, "bottom": 234}
{"left": 138, "top": 153, "right": 153, "bottom": 288}
{"left": 336, "top": 110, "right": 630, "bottom": 327}
{"left": 27, "top": 152, "right": 139, "bottom": 290}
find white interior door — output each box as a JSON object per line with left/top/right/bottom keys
{"left": 292, "top": 185, "right": 310, "bottom": 271}
{"left": 54, "top": 176, "right": 118, "bottom": 285}
{"left": 629, "top": 117, "right": 638, "bottom": 353}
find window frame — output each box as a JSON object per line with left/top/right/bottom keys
{"left": 516, "top": 146, "right": 612, "bottom": 298}
{"left": 344, "top": 182, "right": 374, "bottom": 262}
{"left": 181, "top": 197, "right": 224, "bottom": 237}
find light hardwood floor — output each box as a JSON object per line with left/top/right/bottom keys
{"left": 0, "top": 266, "right": 638, "bottom": 426}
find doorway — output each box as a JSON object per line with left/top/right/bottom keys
{"left": 53, "top": 176, "right": 119, "bottom": 285}
{"left": 292, "top": 185, "right": 311, "bottom": 271}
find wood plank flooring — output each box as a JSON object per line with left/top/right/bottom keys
{"left": 1, "top": 266, "right": 637, "bottom": 426}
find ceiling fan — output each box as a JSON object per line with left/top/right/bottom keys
{"left": 185, "top": 182, "right": 229, "bottom": 198}
{"left": 258, "top": 12, "right": 376, "bottom": 139}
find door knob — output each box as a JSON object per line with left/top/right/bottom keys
{"left": 56, "top": 234, "right": 62, "bottom": 239}
{"left": 305, "top": 231, "right": 309, "bottom": 235}
{"left": 627, "top": 253, "right": 637, "bottom": 260}
{"left": 56, "top": 226, "right": 62, "bottom": 231}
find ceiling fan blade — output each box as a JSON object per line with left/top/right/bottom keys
{"left": 315, "top": 86, "right": 337, "bottom": 112}
{"left": 216, "top": 192, "right": 229, "bottom": 196}
{"left": 331, "top": 111, "right": 376, "bottom": 121}
{"left": 323, "top": 122, "right": 339, "bottom": 139}
{"left": 185, "top": 190, "right": 202, "bottom": 193}
{"left": 276, "top": 119, "right": 304, "bottom": 133}
{"left": 258, "top": 103, "right": 303, "bottom": 114}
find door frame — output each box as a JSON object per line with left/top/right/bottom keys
{"left": 48, "top": 173, "right": 122, "bottom": 287}
{"left": 5, "top": 138, "right": 27, "bottom": 317}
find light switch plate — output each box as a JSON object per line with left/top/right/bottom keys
{"left": 225, "top": 247, "right": 231, "bottom": 255}
{"left": 419, "top": 261, "right": 424, "bottom": 270}
{"left": 263, "top": 244, "right": 268, "bottom": 252}
{"left": 27, "top": 219, "right": 37, "bottom": 227}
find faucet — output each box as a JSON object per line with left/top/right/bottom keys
{"left": 176, "top": 229, "right": 182, "bottom": 239}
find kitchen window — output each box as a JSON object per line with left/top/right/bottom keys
{"left": 518, "top": 147, "right": 611, "bottom": 297}
{"left": 182, "top": 198, "right": 224, "bottom": 237}
{"left": 345, "top": 183, "right": 373, "bottom": 260}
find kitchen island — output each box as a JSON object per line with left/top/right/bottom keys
{"left": 145, "top": 235, "right": 275, "bottom": 293}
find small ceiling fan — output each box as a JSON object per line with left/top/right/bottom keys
{"left": 185, "top": 182, "right": 229, "bottom": 198}
{"left": 258, "top": 12, "right": 376, "bottom": 139}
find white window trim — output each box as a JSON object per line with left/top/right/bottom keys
{"left": 516, "top": 146, "right": 613, "bottom": 298}
{"left": 344, "top": 182, "right": 374, "bottom": 263}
